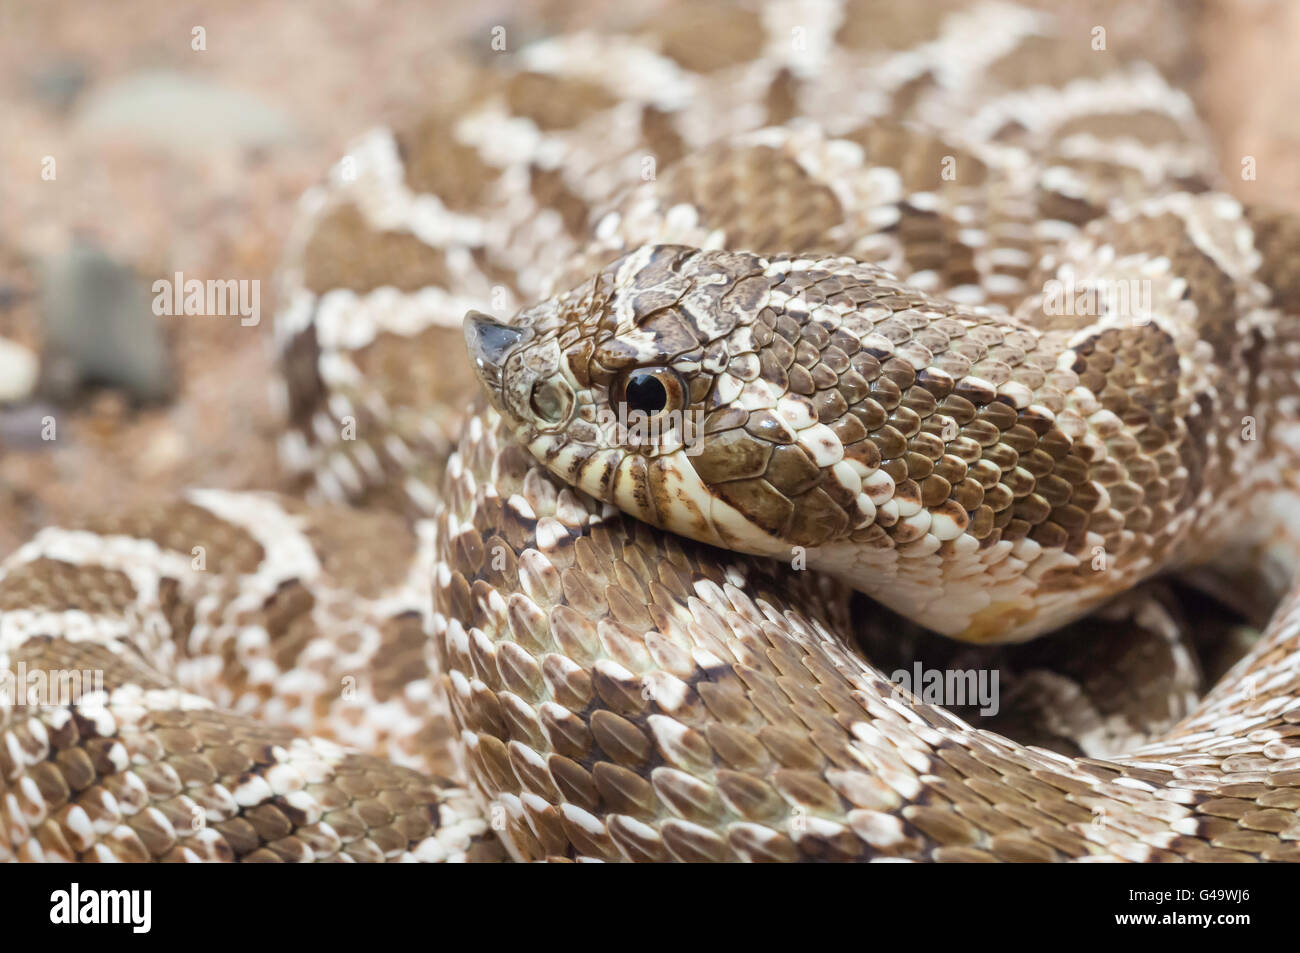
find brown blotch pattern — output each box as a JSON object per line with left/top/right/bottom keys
{"left": 640, "top": 104, "right": 688, "bottom": 171}
{"left": 0, "top": 684, "right": 488, "bottom": 862}
{"left": 349, "top": 325, "right": 479, "bottom": 448}
{"left": 1247, "top": 204, "right": 1300, "bottom": 313}
{"left": 1052, "top": 321, "right": 1191, "bottom": 563}
{"left": 395, "top": 113, "right": 497, "bottom": 212}
{"left": 87, "top": 499, "right": 266, "bottom": 575}
{"left": 262, "top": 578, "right": 318, "bottom": 674}
{"left": 651, "top": 3, "right": 766, "bottom": 73}
{"left": 302, "top": 205, "right": 450, "bottom": 295}
{"left": 659, "top": 145, "right": 845, "bottom": 253}
{"left": 0, "top": 559, "right": 137, "bottom": 615}
{"left": 764, "top": 68, "right": 800, "bottom": 127}
{"left": 843, "top": 122, "right": 990, "bottom": 192}
{"left": 280, "top": 321, "right": 327, "bottom": 435}
{"left": 984, "top": 34, "right": 1130, "bottom": 92}
{"left": 836, "top": 0, "right": 957, "bottom": 51}
{"left": 370, "top": 612, "right": 430, "bottom": 704}
{"left": 301, "top": 504, "right": 418, "bottom": 600}
{"left": 689, "top": 260, "right": 1077, "bottom": 552}
{"left": 432, "top": 408, "right": 1300, "bottom": 863}
{"left": 1104, "top": 210, "right": 1239, "bottom": 354}
{"left": 891, "top": 204, "right": 982, "bottom": 289}
{"left": 1054, "top": 109, "right": 1193, "bottom": 148}
{"left": 529, "top": 165, "right": 592, "bottom": 238}
{"left": 504, "top": 71, "right": 620, "bottom": 132}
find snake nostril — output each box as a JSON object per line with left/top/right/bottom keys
{"left": 529, "top": 377, "right": 573, "bottom": 425}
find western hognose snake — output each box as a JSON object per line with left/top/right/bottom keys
{"left": 4, "top": 0, "right": 1300, "bottom": 863}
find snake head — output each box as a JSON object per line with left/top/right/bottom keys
{"left": 465, "top": 243, "right": 902, "bottom": 558}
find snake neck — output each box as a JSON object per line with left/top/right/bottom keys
{"left": 836, "top": 196, "right": 1300, "bottom": 640}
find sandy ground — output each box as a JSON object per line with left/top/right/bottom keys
{"left": 0, "top": 0, "right": 1297, "bottom": 555}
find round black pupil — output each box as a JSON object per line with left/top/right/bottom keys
{"left": 625, "top": 373, "right": 668, "bottom": 415}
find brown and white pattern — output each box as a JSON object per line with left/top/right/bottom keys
{"left": 5, "top": 0, "right": 1300, "bottom": 862}
{"left": 474, "top": 190, "right": 1300, "bottom": 642}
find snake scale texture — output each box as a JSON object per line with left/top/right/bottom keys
{"left": 5, "top": 0, "right": 1300, "bottom": 863}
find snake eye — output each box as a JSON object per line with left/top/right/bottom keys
{"left": 616, "top": 367, "right": 686, "bottom": 420}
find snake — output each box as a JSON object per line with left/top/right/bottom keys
{"left": 5, "top": 0, "right": 1300, "bottom": 863}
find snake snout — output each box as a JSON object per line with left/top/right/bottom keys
{"left": 464, "top": 311, "right": 524, "bottom": 385}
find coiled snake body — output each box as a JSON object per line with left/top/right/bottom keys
{"left": 5, "top": 0, "right": 1300, "bottom": 862}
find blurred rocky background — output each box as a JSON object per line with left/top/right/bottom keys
{"left": 0, "top": 0, "right": 1297, "bottom": 553}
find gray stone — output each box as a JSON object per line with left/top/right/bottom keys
{"left": 39, "top": 242, "right": 174, "bottom": 403}
{"left": 0, "top": 401, "right": 58, "bottom": 449}
{"left": 30, "top": 60, "right": 88, "bottom": 112}
{"left": 75, "top": 69, "right": 299, "bottom": 155}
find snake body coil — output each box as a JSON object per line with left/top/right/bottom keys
{"left": 5, "top": 0, "right": 1300, "bottom": 862}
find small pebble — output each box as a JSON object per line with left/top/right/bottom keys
{"left": 0, "top": 337, "right": 39, "bottom": 403}
{"left": 39, "top": 241, "right": 174, "bottom": 403}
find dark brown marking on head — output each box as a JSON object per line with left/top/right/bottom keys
{"left": 713, "top": 478, "right": 795, "bottom": 538}
{"left": 692, "top": 429, "right": 774, "bottom": 485}
{"left": 785, "top": 487, "right": 850, "bottom": 546}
